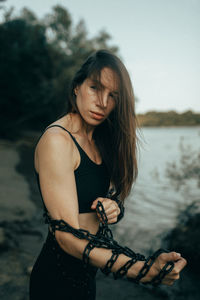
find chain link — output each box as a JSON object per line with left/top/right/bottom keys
{"left": 43, "top": 201, "right": 174, "bottom": 286}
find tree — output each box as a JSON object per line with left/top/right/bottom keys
{"left": 0, "top": 5, "right": 119, "bottom": 138}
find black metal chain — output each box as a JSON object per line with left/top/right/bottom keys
{"left": 106, "top": 189, "right": 125, "bottom": 224}
{"left": 43, "top": 206, "right": 139, "bottom": 258}
{"left": 82, "top": 241, "right": 96, "bottom": 266}
{"left": 100, "top": 249, "right": 120, "bottom": 275}
{"left": 150, "top": 261, "right": 175, "bottom": 286}
{"left": 134, "top": 249, "right": 167, "bottom": 283}
{"left": 43, "top": 201, "right": 174, "bottom": 286}
{"left": 113, "top": 257, "right": 138, "bottom": 279}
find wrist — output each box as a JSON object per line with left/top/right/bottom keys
{"left": 126, "top": 260, "right": 158, "bottom": 283}
{"left": 126, "top": 261, "right": 145, "bottom": 279}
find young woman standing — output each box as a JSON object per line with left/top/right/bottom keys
{"left": 29, "top": 50, "right": 186, "bottom": 300}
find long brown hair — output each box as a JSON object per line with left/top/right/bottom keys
{"left": 66, "top": 49, "right": 140, "bottom": 202}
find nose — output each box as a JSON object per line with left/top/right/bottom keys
{"left": 98, "top": 91, "right": 109, "bottom": 108}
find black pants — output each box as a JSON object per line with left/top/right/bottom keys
{"left": 29, "top": 230, "right": 98, "bottom": 300}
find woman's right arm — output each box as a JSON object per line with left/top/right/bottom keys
{"left": 36, "top": 129, "right": 187, "bottom": 286}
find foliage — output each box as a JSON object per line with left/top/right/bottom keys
{"left": 165, "top": 141, "right": 200, "bottom": 190}
{"left": 165, "top": 142, "right": 200, "bottom": 275}
{"left": 0, "top": 5, "right": 119, "bottom": 138}
{"left": 137, "top": 110, "right": 200, "bottom": 127}
{"left": 166, "top": 202, "right": 200, "bottom": 275}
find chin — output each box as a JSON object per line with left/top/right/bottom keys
{"left": 88, "top": 118, "right": 104, "bottom": 126}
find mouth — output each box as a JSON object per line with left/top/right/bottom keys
{"left": 90, "top": 111, "right": 105, "bottom": 120}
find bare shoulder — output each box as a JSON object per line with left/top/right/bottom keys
{"left": 34, "top": 126, "right": 79, "bottom": 173}
{"left": 34, "top": 126, "right": 81, "bottom": 230}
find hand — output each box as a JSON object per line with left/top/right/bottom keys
{"left": 141, "top": 251, "right": 187, "bottom": 286}
{"left": 91, "top": 197, "right": 120, "bottom": 224}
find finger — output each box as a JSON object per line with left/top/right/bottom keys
{"left": 91, "top": 205, "right": 96, "bottom": 210}
{"left": 104, "top": 202, "right": 119, "bottom": 215}
{"left": 166, "top": 258, "right": 187, "bottom": 279}
{"left": 159, "top": 251, "right": 181, "bottom": 263}
{"left": 91, "top": 200, "right": 98, "bottom": 209}
{"left": 165, "top": 269, "right": 181, "bottom": 280}
{"left": 164, "top": 267, "right": 182, "bottom": 283}
{"left": 155, "top": 257, "right": 185, "bottom": 286}
{"left": 107, "top": 217, "right": 118, "bottom": 224}
{"left": 97, "top": 211, "right": 116, "bottom": 224}
{"left": 99, "top": 199, "right": 113, "bottom": 210}
{"left": 162, "top": 278, "right": 175, "bottom": 286}
{"left": 104, "top": 207, "right": 116, "bottom": 217}
{"left": 170, "top": 273, "right": 180, "bottom": 280}
{"left": 95, "top": 199, "right": 119, "bottom": 223}
{"left": 91, "top": 197, "right": 104, "bottom": 209}
{"left": 172, "top": 257, "right": 187, "bottom": 273}
{"left": 107, "top": 210, "right": 118, "bottom": 220}
{"left": 161, "top": 273, "right": 179, "bottom": 285}
{"left": 159, "top": 258, "right": 186, "bottom": 285}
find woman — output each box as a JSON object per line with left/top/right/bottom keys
{"left": 29, "top": 50, "right": 186, "bottom": 300}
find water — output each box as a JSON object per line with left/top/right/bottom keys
{"left": 115, "top": 126, "right": 200, "bottom": 253}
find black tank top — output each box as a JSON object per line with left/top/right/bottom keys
{"left": 34, "top": 124, "right": 111, "bottom": 213}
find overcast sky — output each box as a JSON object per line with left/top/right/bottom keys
{"left": 1, "top": 0, "right": 200, "bottom": 113}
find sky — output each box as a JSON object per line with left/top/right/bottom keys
{"left": 1, "top": 0, "right": 200, "bottom": 113}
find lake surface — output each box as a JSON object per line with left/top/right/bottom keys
{"left": 114, "top": 126, "right": 200, "bottom": 254}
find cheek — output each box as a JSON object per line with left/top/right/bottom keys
{"left": 77, "top": 89, "right": 91, "bottom": 107}
{"left": 108, "top": 99, "right": 116, "bottom": 112}
{"left": 76, "top": 92, "right": 85, "bottom": 109}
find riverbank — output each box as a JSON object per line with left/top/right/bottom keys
{"left": 0, "top": 132, "right": 199, "bottom": 300}
{"left": 137, "top": 110, "right": 200, "bottom": 127}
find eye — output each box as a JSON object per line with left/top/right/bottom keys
{"left": 110, "top": 93, "right": 118, "bottom": 101}
{"left": 90, "top": 85, "right": 97, "bottom": 90}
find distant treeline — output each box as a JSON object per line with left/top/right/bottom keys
{"left": 0, "top": 5, "right": 118, "bottom": 138}
{"left": 137, "top": 110, "right": 200, "bottom": 127}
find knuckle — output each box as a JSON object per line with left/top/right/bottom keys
{"left": 171, "top": 251, "right": 177, "bottom": 259}
{"left": 159, "top": 253, "right": 165, "bottom": 260}
{"left": 111, "top": 219, "right": 117, "bottom": 223}
{"left": 112, "top": 203, "right": 116, "bottom": 209}
{"left": 172, "top": 267, "right": 178, "bottom": 275}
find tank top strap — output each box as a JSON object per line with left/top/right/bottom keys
{"left": 36, "top": 124, "right": 103, "bottom": 167}
{"left": 44, "top": 124, "right": 82, "bottom": 153}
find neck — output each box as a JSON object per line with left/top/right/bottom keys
{"left": 66, "top": 112, "right": 96, "bottom": 142}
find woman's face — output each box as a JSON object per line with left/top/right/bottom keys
{"left": 74, "top": 67, "right": 118, "bottom": 125}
